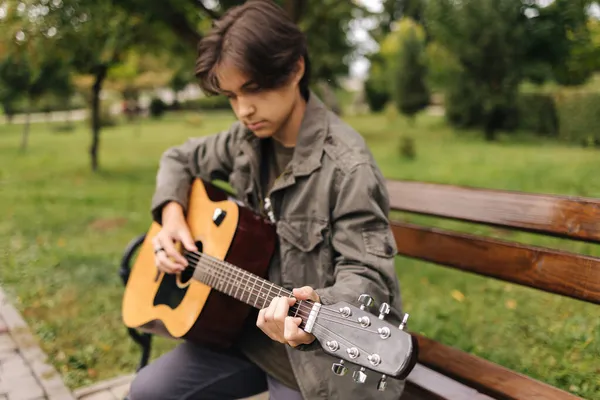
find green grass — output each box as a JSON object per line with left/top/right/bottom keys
{"left": 1, "top": 110, "right": 599, "bottom": 398}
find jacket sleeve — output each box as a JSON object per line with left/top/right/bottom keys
{"left": 150, "top": 122, "right": 244, "bottom": 224}
{"left": 315, "top": 162, "right": 400, "bottom": 312}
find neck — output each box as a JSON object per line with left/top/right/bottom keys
{"left": 187, "top": 249, "right": 314, "bottom": 330}
{"left": 273, "top": 92, "right": 306, "bottom": 147}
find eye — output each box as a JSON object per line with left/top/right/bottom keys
{"left": 245, "top": 85, "right": 262, "bottom": 94}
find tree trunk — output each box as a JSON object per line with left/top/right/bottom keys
{"left": 90, "top": 65, "right": 108, "bottom": 172}
{"left": 20, "top": 98, "right": 31, "bottom": 152}
{"left": 484, "top": 107, "right": 501, "bottom": 141}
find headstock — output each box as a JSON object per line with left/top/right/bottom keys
{"left": 311, "top": 294, "right": 418, "bottom": 391}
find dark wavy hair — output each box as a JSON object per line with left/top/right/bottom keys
{"left": 194, "top": 0, "right": 311, "bottom": 100}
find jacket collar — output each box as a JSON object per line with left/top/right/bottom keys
{"left": 241, "top": 90, "right": 329, "bottom": 178}
{"left": 291, "top": 91, "right": 328, "bottom": 177}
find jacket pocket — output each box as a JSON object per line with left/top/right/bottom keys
{"left": 276, "top": 219, "right": 332, "bottom": 288}
{"left": 362, "top": 223, "right": 397, "bottom": 258}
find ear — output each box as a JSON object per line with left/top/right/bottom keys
{"left": 292, "top": 56, "right": 305, "bottom": 86}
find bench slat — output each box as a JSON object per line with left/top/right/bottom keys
{"left": 413, "top": 334, "right": 583, "bottom": 400}
{"left": 387, "top": 180, "right": 600, "bottom": 243}
{"left": 391, "top": 222, "right": 600, "bottom": 304}
{"left": 402, "top": 364, "right": 494, "bottom": 400}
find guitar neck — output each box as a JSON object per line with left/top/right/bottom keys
{"left": 187, "top": 251, "right": 313, "bottom": 327}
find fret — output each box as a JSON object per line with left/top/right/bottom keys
{"left": 233, "top": 268, "right": 242, "bottom": 300}
{"left": 230, "top": 267, "right": 242, "bottom": 299}
{"left": 254, "top": 279, "right": 264, "bottom": 307}
{"left": 264, "top": 283, "right": 272, "bottom": 309}
{"left": 294, "top": 301, "right": 301, "bottom": 318}
{"left": 245, "top": 271, "right": 253, "bottom": 304}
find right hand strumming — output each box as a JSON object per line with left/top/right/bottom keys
{"left": 152, "top": 202, "right": 198, "bottom": 274}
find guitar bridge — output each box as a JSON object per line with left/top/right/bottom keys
{"left": 304, "top": 303, "right": 321, "bottom": 334}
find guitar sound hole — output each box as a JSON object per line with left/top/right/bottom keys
{"left": 179, "top": 241, "right": 203, "bottom": 285}
{"left": 153, "top": 241, "right": 203, "bottom": 309}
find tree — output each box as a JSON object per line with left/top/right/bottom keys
{"left": 117, "top": 0, "right": 368, "bottom": 112}
{"left": 49, "top": 0, "right": 173, "bottom": 171}
{"left": 0, "top": 1, "right": 72, "bottom": 150}
{"left": 526, "top": 0, "right": 598, "bottom": 86}
{"left": 393, "top": 19, "right": 429, "bottom": 123}
{"left": 426, "top": 0, "right": 530, "bottom": 141}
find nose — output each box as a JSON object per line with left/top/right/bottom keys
{"left": 237, "top": 97, "right": 255, "bottom": 119}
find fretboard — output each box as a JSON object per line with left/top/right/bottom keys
{"left": 185, "top": 251, "right": 312, "bottom": 327}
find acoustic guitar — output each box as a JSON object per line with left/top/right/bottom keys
{"left": 122, "top": 178, "right": 418, "bottom": 390}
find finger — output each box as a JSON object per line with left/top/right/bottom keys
{"left": 264, "top": 297, "right": 278, "bottom": 323}
{"left": 155, "top": 251, "right": 181, "bottom": 274}
{"left": 158, "top": 234, "right": 187, "bottom": 267}
{"left": 256, "top": 308, "right": 266, "bottom": 329}
{"left": 284, "top": 317, "right": 312, "bottom": 346}
{"left": 177, "top": 228, "right": 198, "bottom": 252}
{"left": 274, "top": 297, "right": 292, "bottom": 323}
{"left": 292, "top": 286, "right": 320, "bottom": 302}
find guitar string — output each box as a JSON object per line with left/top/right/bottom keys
{"left": 183, "top": 251, "right": 382, "bottom": 331}
{"left": 176, "top": 256, "right": 378, "bottom": 361}
{"left": 183, "top": 251, "right": 313, "bottom": 318}
{"left": 183, "top": 249, "right": 318, "bottom": 316}
{"left": 163, "top": 252, "right": 389, "bottom": 358}
{"left": 183, "top": 251, "right": 375, "bottom": 330}
{"left": 183, "top": 250, "right": 345, "bottom": 319}
{"left": 183, "top": 252, "right": 379, "bottom": 334}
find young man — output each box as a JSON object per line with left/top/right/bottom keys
{"left": 128, "top": 1, "right": 405, "bottom": 399}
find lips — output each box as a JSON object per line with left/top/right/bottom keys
{"left": 247, "top": 121, "right": 266, "bottom": 130}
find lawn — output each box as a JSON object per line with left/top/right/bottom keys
{"left": 0, "top": 109, "right": 598, "bottom": 398}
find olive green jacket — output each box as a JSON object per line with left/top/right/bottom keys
{"left": 151, "top": 93, "right": 405, "bottom": 399}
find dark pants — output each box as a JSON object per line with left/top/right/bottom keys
{"left": 128, "top": 341, "right": 303, "bottom": 400}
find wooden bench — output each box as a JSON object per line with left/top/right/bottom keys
{"left": 119, "top": 179, "right": 599, "bottom": 399}
{"left": 388, "top": 180, "right": 599, "bottom": 400}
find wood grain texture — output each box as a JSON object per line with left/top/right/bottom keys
{"left": 413, "top": 335, "right": 583, "bottom": 400}
{"left": 387, "top": 180, "right": 600, "bottom": 243}
{"left": 391, "top": 222, "right": 600, "bottom": 304}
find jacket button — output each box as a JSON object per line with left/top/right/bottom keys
{"left": 385, "top": 244, "right": 394, "bottom": 256}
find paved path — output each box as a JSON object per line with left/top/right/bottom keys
{"left": 0, "top": 286, "right": 267, "bottom": 400}
{"left": 0, "top": 288, "right": 75, "bottom": 400}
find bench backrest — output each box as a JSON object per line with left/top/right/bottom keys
{"left": 385, "top": 180, "right": 600, "bottom": 400}
{"left": 387, "top": 180, "right": 600, "bottom": 305}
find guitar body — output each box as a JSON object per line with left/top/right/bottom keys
{"left": 122, "top": 179, "right": 276, "bottom": 348}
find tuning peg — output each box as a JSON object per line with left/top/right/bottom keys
{"left": 331, "top": 360, "right": 348, "bottom": 376}
{"left": 378, "top": 375, "right": 388, "bottom": 391}
{"left": 358, "top": 294, "right": 373, "bottom": 310}
{"left": 378, "top": 302, "right": 390, "bottom": 320}
{"left": 352, "top": 367, "right": 367, "bottom": 384}
{"left": 398, "top": 313, "right": 410, "bottom": 330}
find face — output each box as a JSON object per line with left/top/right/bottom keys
{"left": 216, "top": 59, "right": 304, "bottom": 139}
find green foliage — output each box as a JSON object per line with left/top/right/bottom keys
{"left": 516, "top": 93, "right": 559, "bottom": 136}
{"left": 364, "top": 18, "right": 428, "bottom": 113}
{"left": 364, "top": 76, "right": 390, "bottom": 112}
{"left": 554, "top": 90, "right": 600, "bottom": 145}
{"left": 424, "top": 41, "right": 460, "bottom": 91}
{"left": 531, "top": 0, "right": 597, "bottom": 86}
{"left": 426, "top": 0, "right": 529, "bottom": 140}
{"left": 444, "top": 71, "right": 484, "bottom": 129}
{"left": 393, "top": 21, "right": 429, "bottom": 119}
{"left": 149, "top": 98, "right": 167, "bottom": 118}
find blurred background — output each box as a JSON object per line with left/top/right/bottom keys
{"left": 1, "top": 0, "right": 599, "bottom": 399}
